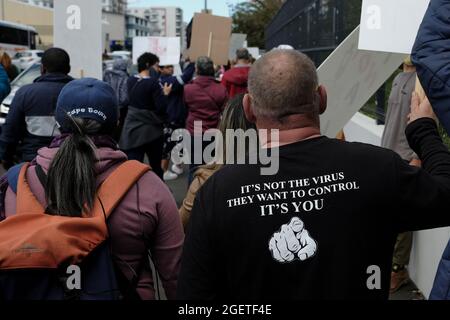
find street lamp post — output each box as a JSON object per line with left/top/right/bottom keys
{"left": 205, "top": 0, "right": 208, "bottom": 11}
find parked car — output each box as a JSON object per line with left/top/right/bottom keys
{"left": 103, "top": 52, "right": 131, "bottom": 71}
{"left": 11, "top": 50, "right": 44, "bottom": 72}
{"left": 111, "top": 51, "right": 131, "bottom": 60}
{"left": 0, "top": 62, "right": 41, "bottom": 125}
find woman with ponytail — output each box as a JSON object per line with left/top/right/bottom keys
{"left": 0, "top": 78, "right": 184, "bottom": 300}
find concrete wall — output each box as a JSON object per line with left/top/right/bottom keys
{"left": 344, "top": 112, "right": 450, "bottom": 299}
{"left": 409, "top": 228, "right": 450, "bottom": 298}
{"left": 164, "top": 7, "right": 178, "bottom": 37}
{"left": 1, "top": 0, "right": 53, "bottom": 47}
{"left": 344, "top": 112, "right": 384, "bottom": 146}
{"left": 128, "top": 6, "right": 183, "bottom": 37}
{"left": 102, "top": 12, "right": 125, "bottom": 52}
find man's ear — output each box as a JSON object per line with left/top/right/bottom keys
{"left": 40, "top": 64, "right": 46, "bottom": 75}
{"left": 317, "top": 85, "right": 328, "bottom": 115}
{"left": 243, "top": 94, "right": 257, "bottom": 123}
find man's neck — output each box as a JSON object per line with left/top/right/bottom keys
{"left": 260, "top": 127, "right": 322, "bottom": 148}
{"left": 257, "top": 115, "right": 322, "bottom": 148}
{"left": 140, "top": 70, "right": 150, "bottom": 77}
{"left": 235, "top": 60, "right": 249, "bottom": 66}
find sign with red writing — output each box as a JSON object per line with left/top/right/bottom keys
{"left": 133, "top": 37, "right": 181, "bottom": 66}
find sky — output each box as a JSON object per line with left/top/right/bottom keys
{"left": 127, "top": 0, "right": 246, "bottom": 22}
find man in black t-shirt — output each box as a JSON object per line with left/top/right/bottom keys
{"left": 177, "top": 49, "right": 450, "bottom": 300}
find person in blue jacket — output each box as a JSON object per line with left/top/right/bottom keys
{"left": 0, "top": 48, "right": 73, "bottom": 168}
{"left": 158, "top": 60, "right": 195, "bottom": 180}
{"left": 412, "top": 0, "right": 450, "bottom": 300}
{"left": 412, "top": 0, "right": 450, "bottom": 135}
{"left": 0, "top": 64, "right": 10, "bottom": 104}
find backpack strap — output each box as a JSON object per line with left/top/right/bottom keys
{"left": 16, "top": 163, "right": 45, "bottom": 214}
{"left": 91, "top": 160, "right": 151, "bottom": 219}
{"left": 35, "top": 164, "right": 48, "bottom": 189}
{"left": 6, "top": 163, "right": 27, "bottom": 194}
{"left": 13, "top": 161, "right": 150, "bottom": 217}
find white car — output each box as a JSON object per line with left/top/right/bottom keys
{"left": 12, "top": 50, "right": 44, "bottom": 72}
{"left": 0, "top": 63, "right": 42, "bottom": 125}
{"left": 103, "top": 52, "right": 131, "bottom": 71}
{"left": 111, "top": 51, "right": 131, "bottom": 59}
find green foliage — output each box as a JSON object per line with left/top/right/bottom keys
{"left": 438, "top": 124, "right": 450, "bottom": 150}
{"left": 342, "top": 0, "right": 363, "bottom": 35}
{"left": 231, "top": 0, "right": 285, "bottom": 48}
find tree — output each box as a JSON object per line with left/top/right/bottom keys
{"left": 231, "top": 0, "right": 285, "bottom": 48}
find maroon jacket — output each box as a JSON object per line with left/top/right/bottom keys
{"left": 221, "top": 65, "right": 251, "bottom": 98}
{"left": 4, "top": 146, "right": 184, "bottom": 300}
{"left": 184, "top": 76, "right": 228, "bottom": 135}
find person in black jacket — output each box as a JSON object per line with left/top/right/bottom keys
{"left": 0, "top": 48, "right": 73, "bottom": 168}
{"left": 119, "top": 52, "right": 172, "bottom": 180}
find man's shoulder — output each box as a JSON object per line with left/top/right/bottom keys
{"left": 160, "top": 75, "right": 176, "bottom": 84}
{"left": 199, "top": 164, "right": 262, "bottom": 193}
{"left": 197, "top": 139, "right": 399, "bottom": 188}
{"left": 14, "top": 82, "right": 40, "bottom": 98}
{"left": 277, "top": 137, "right": 396, "bottom": 159}
{"left": 20, "top": 77, "right": 68, "bottom": 91}
{"left": 184, "top": 81, "right": 197, "bottom": 91}
{"left": 212, "top": 80, "right": 227, "bottom": 90}
{"left": 328, "top": 138, "right": 398, "bottom": 161}
{"left": 15, "top": 82, "right": 56, "bottom": 101}
{"left": 209, "top": 80, "right": 227, "bottom": 94}
{"left": 223, "top": 68, "right": 237, "bottom": 78}
{"left": 138, "top": 76, "right": 160, "bottom": 89}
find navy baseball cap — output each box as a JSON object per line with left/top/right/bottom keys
{"left": 56, "top": 78, "right": 118, "bottom": 132}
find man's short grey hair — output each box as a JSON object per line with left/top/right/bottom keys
{"left": 236, "top": 48, "right": 250, "bottom": 61}
{"left": 196, "top": 56, "right": 215, "bottom": 76}
{"left": 248, "top": 49, "right": 319, "bottom": 120}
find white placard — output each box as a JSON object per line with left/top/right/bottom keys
{"left": 247, "top": 47, "right": 260, "bottom": 59}
{"left": 319, "top": 26, "right": 404, "bottom": 137}
{"left": 133, "top": 37, "right": 181, "bottom": 66}
{"left": 54, "top": 0, "right": 103, "bottom": 79}
{"left": 358, "top": 0, "right": 430, "bottom": 54}
{"left": 229, "top": 34, "right": 247, "bottom": 60}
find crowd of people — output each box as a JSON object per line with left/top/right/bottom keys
{"left": 0, "top": 1, "right": 450, "bottom": 300}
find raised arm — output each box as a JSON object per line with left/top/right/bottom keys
{"left": 394, "top": 95, "right": 450, "bottom": 232}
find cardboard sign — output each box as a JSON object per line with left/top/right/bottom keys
{"left": 358, "top": 0, "right": 430, "bottom": 54}
{"left": 54, "top": 0, "right": 102, "bottom": 79}
{"left": 133, "top": 37, "right": 181, "bottom": 66}
{"left": 189, "top": 13, "right": 232, "bottom": 65}
{"left": 229, "top": 33, "right": 247, "bottom": 60}
{"left": 319, "top": 26, "right": 404, "bottom": 137}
